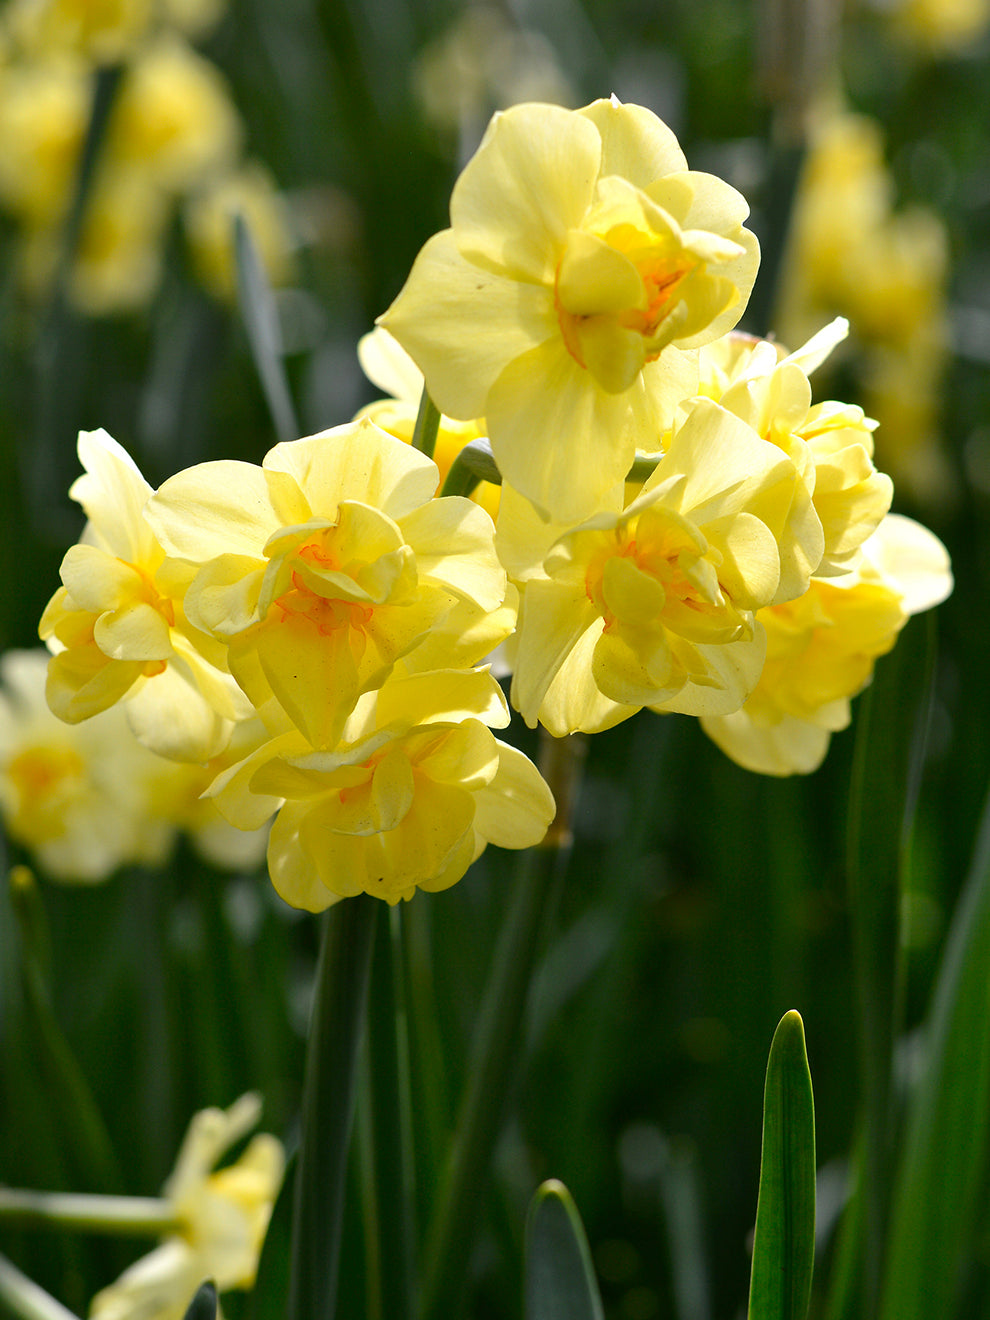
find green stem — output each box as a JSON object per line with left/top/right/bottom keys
{"left": 419, "top": 731, "right": 585, "bottom": 1320}
{"left": 288, "top": 896, "right": 378, "bottom": 1320}
{"left": 440, "top": 440, "right": 500, "bottom": 498}
{"left": 0, "top": 1254, "right": 80, "bottom": 1320}
{"left": 371, "top": 904, "right": 416, "bottom": 1320}
{"left": 411, "top": 387, "right": 441, "bottom": 460}
{"left": 0, "top": 1191, "right": 176, "bottom": 1237}
{"left": 8, "top": 869, "right": 123, "bottom": 1194}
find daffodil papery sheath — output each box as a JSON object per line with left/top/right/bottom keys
{"left": 205, "top": 668, "right": 555, "bottom": 908}
{"left": 701, "top": 513, "right": 953, "bottom": 775}
{"left": 38, "top": 429, "right": 251, "bottom": 762}
{"left": 696, "top": 319, "right": 893, "bottom": 578}
{"left": 508, "top": 398, "right": 818, "bottom": 737}
{"left": 145, "top": 418, "right": 512, "bottom": 751}
{"left": 91, "top": 1094, "right": 285, "bottom": 1320}
{"left": 379, "top": 97, "right": 759, "bottom": 523}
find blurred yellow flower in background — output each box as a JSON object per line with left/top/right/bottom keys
{"left": 90, "top": 1093, "right": 284, "bottom": 1320}
{"left": 184, "top": 160, "right": 296, "bottom": 301}
{"left": 775, "top": 110, "right": 954, "bottom": 503}
{"left": 700, "top": 513, "right": 953, "bottom": 775}
{"left": 0, "top": 649, "right": 265, "bottom": 880}
{"left": 380, "top": 97, "right": 759, "bottom": 523}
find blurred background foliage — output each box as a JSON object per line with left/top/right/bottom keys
{"left": 1, "top": 0, "right": 989, "bottom": 1317}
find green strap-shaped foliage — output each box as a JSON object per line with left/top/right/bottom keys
{"left": 524, "top": 1180, "right": 604, "bottom": 1320}
{"left": 234, "top": 212, "right": 300, "bottom": 445}
{"left": 877, "top": 782, "right": 990, "bottom": 1320}
{"left": 748, "top": 1010, "right": 816, "bottom": 1320}
{"left": 181, "top": 1283, "right": 218, "bottom": 1320}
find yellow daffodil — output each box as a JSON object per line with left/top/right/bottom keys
{"left": 356, "top": 327, "right": 501, "bottom": 520}
{"left": 205, "top": 667, "right": 555, "bottom": 909}
{"left": 700, "top": 514, "right": 953, "bottom": 775}
{"left": 697, "top": 318, "right": 893, "bottom": 577}
{"left": 4, "top": 0, "right": 153, "bottom": 63}
{"left": 508, "top": 398, "right": 818, "bottom": 736}
{"left": 145, "top": 419, "right": 514, "bottom": 751}
{"left": 39, "top": 429, "right": 252, "bottom": 762}
{"left": 184, "top": 160, "right": 296, "bottom": 300}
{"left": 380, "top": 97, "right": 759, "bottom": 523}
{"left": 90, "top": 1094, "right": 284, "bottom": 1320}
{"left": 105, "top": 35, "right": 241, "bottom": 195}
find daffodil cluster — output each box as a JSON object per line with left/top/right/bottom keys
{"left": 0, "top": 0, "right": 294, "bottom": 313}
{"left": 39, "top": 421, "right": 554, "bottom": 907}
{"left": 38, "top": 97, "right": 954, "bottom": 921}
{"left": 374, "top": 96, "right": 952, "bottom": 776}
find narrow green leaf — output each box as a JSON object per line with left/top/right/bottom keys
{"left": 0, "top": 1253, "right": 81, "bottom": 1320}
{"left": 288, "top": 896, "right": 377, "bottom": 1320}
{"left": 8, "top": 868, "right": 122, "bottom": 1193}
{"left": 748, "top": 1010, "right": 816, "bottom": 1320}
{"left": 244, "top": 1152, "right": 296, "bottom": 1320}
{"left": 877, "top": 780, "right": 990, "bottom": 1320}
{"left": 181, "top": 1282, "right": 218, "bottom": 1320}
{"left": 234, "top": 213, "right": 299, "bottom": 444}
{"left": 419, "top": 732, "right": 583, "bottom": 1320}
{"left": 844, "top": 615, "right": 933, "bottom": 1304}
{"left": 525, "top": 1180, "right": 604, "bottom": 1320}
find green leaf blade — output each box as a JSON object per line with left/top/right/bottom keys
{"left": 525, "top": 1180, "right": 604, "bottom": 1320}
{"left": 748, "top": 1010, "right": 816, "bottom": 1320}
{"left": 877, "top": 784, "right": 990, "bottom": 1320}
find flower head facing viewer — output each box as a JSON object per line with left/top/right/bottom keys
{"left": 145, "top": 418, "right": 514, "bottom": 752}
{"left": 379, "top": 96, "right": 759, "bottom": 523}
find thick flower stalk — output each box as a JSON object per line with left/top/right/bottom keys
{"left": 506, "top": 398, "right": 821, "bottom": 736}
{"left": 38, "top": 429, "right": 251, "bottom": 763}
{"left": 145, "top": 418, "right": 514, "bottom": 751}
{"left": 205, "top": 667, "right": 555, "bottom": 908}
{"left": 380, "top": 96, "right": 759, "bottom": 523}
{"left": 90, "top": 1093, "right": 284, "bottom": 1320}
{"left": 700, "top": 514, "right": 953, "bottom": 775}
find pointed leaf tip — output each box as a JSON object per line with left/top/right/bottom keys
{"left": 525, "top": 1179, "right": 604, "bottom": 1320}
{"left": 748, "top": 1012, "right": 816, "bottom": 1320}
{"left": 182, "top": 1281, "right": 218, "bottom": 1320}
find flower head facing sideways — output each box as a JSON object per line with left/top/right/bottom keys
{"left": 207, "top": 667, "right": 555, "bottom": 909}
{"left": 90, "top": 1093, "right": 284, "bottom": 1320}
{"left": 380, "top": 97, "right": 759, "bottom": 523}
{"left": 700, "top": 513, "right": 953, "bottom": 775}
{"left": 38, "top": 429, "right": 250, "bottom": 763}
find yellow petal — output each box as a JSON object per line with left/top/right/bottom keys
{"left": 472, "top": 740, "right": 555, "bottom": 849}
{"left": 578, "top": 97, "right": 686, "bottom": 189}
{"left": 147, "top": 460, "right": 279, "bottom": 559}
{"left": 450, "top": 101, "right": 601, "bottom": 285}
{"left": 378, "top": 229, "right": 557, "bottom": 422}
